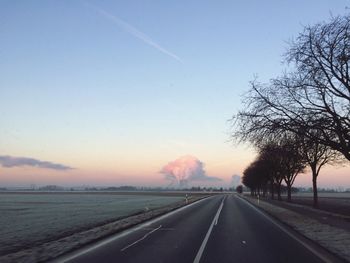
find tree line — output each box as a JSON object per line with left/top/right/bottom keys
{"left": 231, "top": 14, "right": 349, "bottom": 208}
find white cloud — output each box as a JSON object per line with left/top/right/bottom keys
{"left": 161, "top": 155, "right": 222, "bottom": 188}
{"left": 0, "top": 155, "right": 73, "bottom": 171}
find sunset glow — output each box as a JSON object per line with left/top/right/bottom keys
{"left": 1, "top": 0, "right": 349, "bottom": 189}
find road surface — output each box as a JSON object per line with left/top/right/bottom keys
{"left": 58, "top": 194, "right": 338, "bottom": 263}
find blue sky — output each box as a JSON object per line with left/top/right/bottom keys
{"left": 0, "top": 0, "right": 349, "bottom": 187}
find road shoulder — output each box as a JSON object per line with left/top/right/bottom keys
{"left": 238, "top": 194, "right": 350, "bottom": 262}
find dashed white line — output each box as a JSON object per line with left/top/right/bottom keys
{"left": 57, "top": 196, "right": 214, "bottom": 263}
{"left": 193, "top": 196, "right": 225, "bottom": 263}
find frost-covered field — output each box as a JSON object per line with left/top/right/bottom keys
{"left": 0, "top": 192, "right": 183, "bottom": 255}
{"left": 291, "top": 192, "right": 350, "bottom": 198}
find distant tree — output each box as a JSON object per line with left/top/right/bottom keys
{"left": 258, "top": 142, "right": 284, "bottom": 200}
{"left": 242, "top": 157, "right": 271, "bottom": 197}
{"left": 241, "top": 136, "right": 306, "bottom": 202}
{"left": 191, "top": 186, "right": 201, "bottom": 191}
{"left": 242, "top": 162, "right": 259, "bottom": 196}
{"left": 258, "top": 137, "right": 305, "bottom": 202}
{"left": 236, "top": 185, "right": 243, "bottom": 194}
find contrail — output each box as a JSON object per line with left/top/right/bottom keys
{"left": 86, "top": 3, "right": 182, "bottom": 63}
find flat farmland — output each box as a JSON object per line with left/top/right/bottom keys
{"left": 0, "top": 191, "right": 185, "bottom": 256}
{"left": 284, "top": 192, "right": 350, "bottom": 216}
{"left": 293, "top": 192, "right": 350, "bottom": 198}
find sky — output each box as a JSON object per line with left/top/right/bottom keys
{"left": 0, "top": 0, "right": 349, "bottom": 188}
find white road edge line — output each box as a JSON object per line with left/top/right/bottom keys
{"left": 235, "top": 194, "right": 334, "bottom": 263}
{"left": 57, "top": 196, "right": 215, "bottom": 263}
{"left": 193, "top": 196, "right": 225, "bottom": 263}
{"left": 121, "top": 225, "right": 162, "bottom": 251}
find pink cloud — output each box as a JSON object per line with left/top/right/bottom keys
{"left": 160, "top": 155, "right": 221, "bottom": 188}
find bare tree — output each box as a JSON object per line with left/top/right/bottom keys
{"left": 258, "top": 142, "right": 284, "bottom": 200}
{"left": 242, "top": 159, "right": 270, "bottom": 197}
{"left": 253, "top": 15, "right": 350, "bottom": 160}
{"left": 231, "top": 14, "right": 349, "bottom": 207}
{"left": 298, "top": 131, "right": 342, "bottom": 207}
{"left": 278, "top": 137, "right": 305, "bottom": 202}
{"left": 283, "top": 15, "right": 350, "bottom": 160}
{"left": 232, "top": 14, "right": 350, "bottom": 160}
{"left": 242, "top": 138, "right": 305, "bottom": 202}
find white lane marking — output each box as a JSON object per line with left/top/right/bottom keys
{"left": 141, "top": 227, "right": 174, "bottom": 231}
{"left": 193, "top": 196, "right": 225, "bottom": 263}
{"left": 57, "top": 196, "right": 215, "bottom": 263}
{"left": 121, "top": 225, "right": 162, "bottom": 252}
{"left": 214, "top": 196, "right": 226, "bottom": 226}
{"left": 235, "top": 195, "right": 334, "bottom": 263}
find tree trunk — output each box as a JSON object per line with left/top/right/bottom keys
{"left": 271, "top": 182, "right": 275, "bottom": 200}
{"left": 263, "top": 185, "right": 267, "bottom": 197}
{"left": 312, "top": 167, "right": 319, "bottom": 208}
{"left": 277, "top": 183, "right": 282, "bottom": 201}
{"left": 287, "top": 182, "right": 292, "bottom": 202}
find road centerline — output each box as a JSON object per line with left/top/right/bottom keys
{"left": 57, "top": 196, "right": 215, "bottom": 263}
{"left": 193, "top": 196, "right": 225, "bottom": 263}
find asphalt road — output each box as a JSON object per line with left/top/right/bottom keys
{"left": 60, "top": 194, "right": 334, "bottom": 263}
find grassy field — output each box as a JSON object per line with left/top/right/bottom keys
{"left": 0, "top": 192, "right": 185, "bottom": 256}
